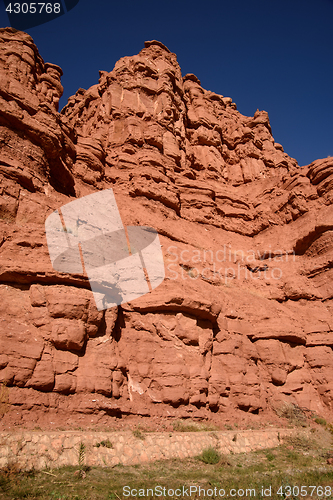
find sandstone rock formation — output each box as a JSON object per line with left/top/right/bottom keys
{"left": 1, "top": 28, "right": 333, "bottom": 428}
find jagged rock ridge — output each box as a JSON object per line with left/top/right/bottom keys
{"left": 1, "top": 28, "right": 333, "bottom": 427}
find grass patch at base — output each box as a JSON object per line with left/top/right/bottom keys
{"left": 197, "top": 446, "right": 220, "bottom": 464}
{"left": 0, "top": 427, "right": 332, "bottom": 499}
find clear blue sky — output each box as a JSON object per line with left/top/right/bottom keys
{"left": 1, "top": 0, "right": 332, "bottom": 167}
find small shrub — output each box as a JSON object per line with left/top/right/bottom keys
{"left": 266, "top": 451, "right": 275, "bottom": 461}
{"left": 198, "top": 446, "right": 220, "bottom": 464}
{"left": 283, "top": 434, "right": 313, "bottom": 451}
{"left": 78, "top": 442, "right": 85, "bottom": 466}
{"left": 0, "top": 473, "right": 10, "bottom": 493}
{"left": 275, "top": 402, "right": 307, "bottom": 426}
{"left": 173, "top": 420, "right": 200, "bottom": 432}
{"left": 172, "top": 419, "right": 218, "bottom": 432}
{"left": 1, "top": 463, "right": 18, "bottom": 477}
{"left": 133, "top": 429, "right": 145, "bottom": 440}
{"left": 314, "top": 417, "right": 327, "bottom": 427}
{"left": 77, "top": 442, "right": 87, "bottom": 478}
{"left": 94, "top": 440, "right": 113, "bottom": 448}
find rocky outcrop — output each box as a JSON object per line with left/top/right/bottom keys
{"left": 1, "top": 29, "right": 333, "bottom": 427}
{"left": 0, "top": 27, "right": 76, "bottom": 200}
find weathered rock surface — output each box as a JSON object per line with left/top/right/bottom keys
{"left": 1, "top": 28, "right": 333, "bottom": 427}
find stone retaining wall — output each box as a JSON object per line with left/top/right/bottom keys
{"left": 0, "top": 428, "right": 301, "bottom": 471}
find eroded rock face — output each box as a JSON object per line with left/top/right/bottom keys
{"left": 1, "top": 30, "right": 333, "bottom": 426}
{"left": 0, "top": 27, "right": 76, "bottom": 200}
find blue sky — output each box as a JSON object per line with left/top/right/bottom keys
{"left": 1, "top": 0, "right": 332, "bottom": 167}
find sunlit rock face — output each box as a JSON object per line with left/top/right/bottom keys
{"left": 1, "top": 29, "right": 333, "bottom": 427}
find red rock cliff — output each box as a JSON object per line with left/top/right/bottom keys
{"left": 1, "top": 28, "right": 333, "bottom": 427}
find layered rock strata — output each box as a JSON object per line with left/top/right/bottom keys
{"left": 1, "top": 29, "right": 333, "bottom": 426}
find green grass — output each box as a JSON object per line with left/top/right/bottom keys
{"left": 265, "top": 451, "right": 275, "bottom": 462}
{"left": 197, "top": 446, "right": 220, "bottom": 464}
{"left": 172, "top": 419, "right": 219, "bottom": 432}
{"left": 132, "top": 429, "right": 145, "bottom": 440}
{"left": 0, "top": 429, "right": 332, "bottom": 499}
{"left": 314, "top": 417, "right": 327, "bottom": 427}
